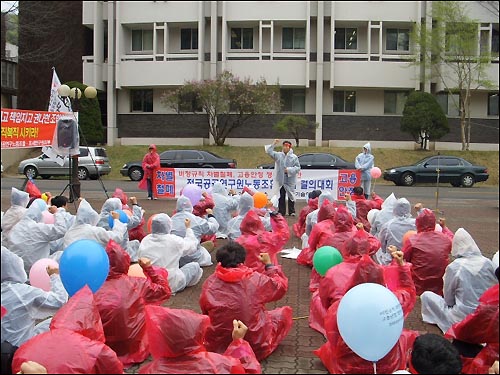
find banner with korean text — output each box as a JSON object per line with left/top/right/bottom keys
{"left": 1, "top": 108, "right": 72, "bottom": 149}
{"left": 153, "top": 168, "right": 360, "bottom": 201}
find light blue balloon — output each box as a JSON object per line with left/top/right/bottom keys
{"left": 60, "top": 239, "right": 110, "bottom": 297}
{"left": 337, "top": 283, "right": 404, "bottom": 362}
{"left": 108, "top": 209, "right": 129, "bottom": 229}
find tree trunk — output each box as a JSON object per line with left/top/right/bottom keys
{"left": 459, "top": 95, "right": 467, "bottom": 151}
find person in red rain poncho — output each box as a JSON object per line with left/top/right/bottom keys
{"left": 199, "top": 242, "right": 293, "bottom": 361}
{"left": 140, "top": 144, "right": 160, "bottom": 200}
{"left": 444, "top": 268, "right": 499, "bottom": 374}
{"left": 347, "top": 187, "right": 384, "bottom": 233}
{"left": 94, "top": 240, "right": 172, "bottom": 368}
{"left": 292, "top": 190, "right": 321, "bottom": 239}
{"left": 314, "top": 246, "right": 418, "bottom": 374}
{"left": 139, "top": 305, "right": 261, "bottom": 374}
{"left": 236, "top": 210, "right": 290, "bottom": 273}
{"left": 192, "top": 191, "right": 217, "bottom": 245}
{"left": 402, "top": 208, "right": 452, "bottom": 296}
{"left": 11, "top": 286, "right": 123, "bottom": 374}
{"left": 309, "top": 226, "right": 384, "bottom": 336}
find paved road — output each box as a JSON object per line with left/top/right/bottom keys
{"left": 1, "top": 177, "right": 498, "bottom": 373}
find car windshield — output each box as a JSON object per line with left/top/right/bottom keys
{"left": 415, "top": 156, "right": 433, "bottom": 165}
{"left": 203, "top": 151, "right": 223, "bottom": 158}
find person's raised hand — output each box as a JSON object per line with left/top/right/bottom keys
{"left": 111, "top": 211, "right": 120, "bottom": 220}
{"left": 344, "top": 193, "right": 352, "bottom": 201}
{"left": 391, "top": 250, "right": 404, "bottom": 266}
{"left": 202, "top": 191, "right": 208, "bottom": 198}
{"left": 488, "top": 360, "right": 499, "bottom": 374}
{"left": 129, "top": 196, "right": 138, "bottom": 205}
{"left": 206, "top": 208, "right": 213, "bottom": 215}
{"left": 414, "top": 202, "right": 423, "bottom": 212}
{"left": 387, "top": 245, "right": 399, "bottom": 254}
{"left": 138, "top": 257, "right": 152, "bottom": 269}
{"left": 355, "top": 222, "right": 364, "bottom": 231}
{"left": 273, "top": 139, "right": 280, "bottom": 145}
{"left": 18, "top": 361, "right": 48, "bottom": 374}
{"left": 48, "top": 205, "right": 58, "bottom": 215}
{"left": 232, "top": 319, "right": 248, "bottom": 340}
{"left": 438, "top": 217, "right": 447, "bottom": 228}
{"left": 259, "top": 252, "right": 271, "bottom": 265}
{"left": 46, "top": 264, "right": 59, "bottom": 276}
{"left": 184, "top": 218, "right": 191, "bottom": 228}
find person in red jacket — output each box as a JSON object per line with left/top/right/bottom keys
{"left": 94, "top": 240, "right": 172, "bottom": 368}
{"left": 314, "top": 248, "right": 418, "bottom": 374}
{"left": 236, "top": 210, "right": 290, "bottom": 273}
{"left": 199, "top": 242, "right": 293, "bottom": 361}
{"left": 140, "top": 144, "right": 160, "bottom": 200}
{"left": 401, "top": 208, "right": 452, "bottom": 296}
{"left": 11, "top": 286, "right": 123, "bottom": 374}
{"left": 347, "top": 187, "right": 383, "bottom": 232}
{"left": 139, "top": 305, "right": 261, "bottom": 374}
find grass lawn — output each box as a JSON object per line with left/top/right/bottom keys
{"left": 102, "top": 145, "right": 499, "bottom": 186}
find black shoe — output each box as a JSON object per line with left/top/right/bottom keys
{"left": 289, "top": 213, "right": 296, "bottom": 217}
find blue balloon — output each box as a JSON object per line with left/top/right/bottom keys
{"left": 336, "top": 283, "right": 404, "bottom": 362}
{"left": 108, "top": 209, "right": 129, "bottom": 229}
{"left": 60, "top": 239, "right": 110, "bottom": 297}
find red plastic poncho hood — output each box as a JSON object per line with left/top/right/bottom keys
{"left": 343, "top": 229, "right": 380, "bottom": 259}
{"left": 240, "top": 210, "right": 265, "bottom": 235}
{"left": 317, "top": 200, "right": 336, "bottom": 223}
{"left": 215, "top": 263, "right": 254, "bottom": 283}
{"left": 334, "top": 205, "right": 354, "bottom": 233}
{"left": 106, "top": 239, "right": 131, "bottom": 278}
{"left": 416, "top": 208, "right": 436, "bottom": 233}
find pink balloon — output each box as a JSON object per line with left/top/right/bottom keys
{"left": 182, "top": 184, "right": 202, "bottom": 206}
{"left": 29, "top": 258, "right": 59, "bottom": 291}
{"left": 370, "top": 167, "right": 382, "bottom": 179}
{"left": 41, "top": 210, "right": 55, "bottom": 224}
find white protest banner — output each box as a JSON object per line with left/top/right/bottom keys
{"left": 152, "top": 168, "right": 361, "bottom": 201}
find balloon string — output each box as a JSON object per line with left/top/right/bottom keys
{"left": 373, "top": 361, "right": 377, "bottom": 374}
{"left": 292, "top": 315, "right": 309, "bottom": 320}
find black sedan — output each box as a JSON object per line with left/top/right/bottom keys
{"left": 120, "top": 149, "right": 237, "bottom": 181}
{"left": 257, "top": 152, "right": 356, "bottom": 170}
{"left": 383, "top": 155, "right": 489, "bottom": 187}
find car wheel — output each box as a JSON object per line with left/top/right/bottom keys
{"left": 400, "top": 172, "right": 415, "bottom": 186}
{"left": 78, "top": 167, "right": 89, "bottom": 180}
{"left": 129, "top": 166, "right": 144, "bottom": 181}
{"left": 460, "top": 173, "right": 475, "bottom": 188}
{"left": 24, "top": 166, "right": 38, "bottom": 179}
{"left": 41, "top": 175, "right": 51, "bottom": 179}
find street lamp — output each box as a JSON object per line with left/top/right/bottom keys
{"left": 57, "top": 83, "right": 97, "bottom": 201}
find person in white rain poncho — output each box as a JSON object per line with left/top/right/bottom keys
{"left": 370, "top": 192, "right": 398, "bottom": 237}
{"left": 420, "top": 228, "right": 497, "bottom": 334}
{"left": 170, "top": 195, "right": 219, "bottom": 267}
{"left": 375, "top": 197, "right": 416, "bottom": 265}
{"left": 226, "top": 192, "right": 272, "bottom": 240}
{"left": 354, "top": 142, "right": 375, "bottom": 199}
{"left": 265, "top": 139, "right": 301, "bottom": 216}
{"left": 211, "top": 182, "right": 240, "bottom": 238}
{"left": 1, "top": 188, "right": 30, "bottom": 248}
{"left": 138, "top": 213, "right": 203, "bottom": 294}
{"left": 61, "top": 198, "right": 127, "bottom": 260}
{"left": 1, "top": 246, "right": 68, "bottom": 347}
{"left": 8, "top": 202, "right": 67, "bottom": 273}
{"left": 96, "top": 197, "right": 143, "bottom": 262}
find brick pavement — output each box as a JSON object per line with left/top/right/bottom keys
{"left": 2, "top": 192, "right": 497, "bottom": 374}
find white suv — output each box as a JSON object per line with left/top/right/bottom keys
{"left": 18, "top": 146, "right": 111, "bottom": 180}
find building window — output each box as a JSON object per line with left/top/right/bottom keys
{"left": 445, "top": 23, "right": 476, "bottom": 55}
{"left": 131, "top": 89, "right": 153, "bottom": 112}
{"left": 384, "top": 91, "right": 409, "bottom": 114}
{"left": 282, "top": 27, "right": 306, "bottom": 49}
{"left": 488, "top": 93, "right": 499, "bottom": 116}
{"left": 334, "top": 28, "right": 357, "bottom": 50}
{"left": 132, "top": 29, "right": 153, "bottom": 52}
{"left": 492, "top": 28, "right": 499, "bottom": 54}
{"left": 436, "top": 92, "right": 460, "bottom": 116}
{"left": 181, "top": 28, "right": 198, "bottom": 50}
{"left": 179, "top": 92, "right": 202, "bottom": 113}
{"left": 231, "top": 28, "right": 253, "bottom": 49}
{"left": 386, "top": 28, "right": 409, "bottom": 51}
{"left": 281, "top": 89, "right": 306, "bottom": 113}
{"left": 333, "top": 90, "right": 356, "bottom": 112}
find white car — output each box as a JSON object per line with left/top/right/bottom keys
{"left": 17, "top": 146, "right": 111, "bottom": 180}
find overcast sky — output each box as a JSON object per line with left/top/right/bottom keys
{"left": 1, "top": 1, "right": 18, "bottom": 13}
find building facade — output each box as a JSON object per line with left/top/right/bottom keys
{"left": 82, "top": 1, "right": 499, "bottom": 149}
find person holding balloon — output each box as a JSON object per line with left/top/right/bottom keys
{"left": 265, "top": 139, "right": 301, "bottom": 217}
{"left": 226, "top": 192, "right": 273, "bottom": 240}
{"left": 94, "top": 240, "right": 172, "bottom": 368}
{"left": 314, "top": 243, "right": 419, "bottom": 374}
{"left": 1, "top": 246, "right": 68, "bottom": 348}
{"left": 170, "top": 195, "right": 219, "bottom": 267}
{"left": 354, "top": 142, "right": 375, "bottom": 199}
{"left": 138, "top": 214, "right": 203, "bottom": 294}
{"left": 62, "top": 198, "right": 128, "bottom": 258}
